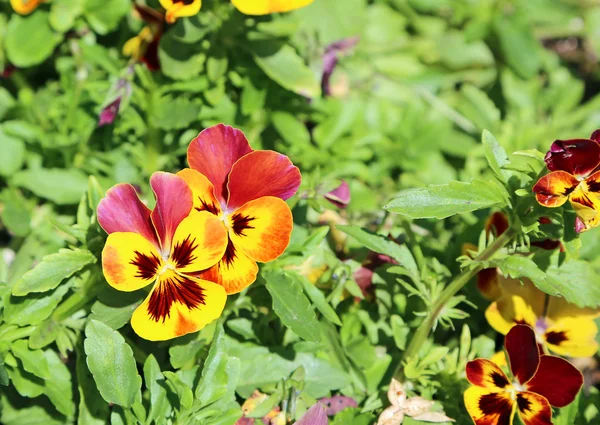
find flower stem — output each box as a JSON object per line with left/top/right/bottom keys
{"left": 396, "top": 226, "right": 517, "bottom": 378}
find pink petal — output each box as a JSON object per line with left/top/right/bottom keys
{"left": 97, "top": 183, "right": 159, "bottom": 247}
{"left": 294, "top": 403, "right": 328, "bottom": 425}
{"left": 226, "top": 150, "right": 301, "bottom": 211}
{"left": 324, "top": 180, "right": 351, "bottom": 208}
{"left": 149, "top": 172, "right": 193, "bottom": 253}
{"left": 187, "top": 124, "right": 253, "bottom": 205}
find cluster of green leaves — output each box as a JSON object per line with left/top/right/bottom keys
{"left": 2, "top": 0, "right": 600, "bottom": 424}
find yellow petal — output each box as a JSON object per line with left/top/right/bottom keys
{"left": 159, "top": 0, "right": 202, "bottom": 23}
{"left": 231, "top": 0, "right": 314, "bottom": 15}
{"left": 10, "top": 0, "right": 43, "bottom": 14}
{"left": 131, "top": 273, "right": 226, "bottom": 341}
{"left": 485, "top": 295, "right": 538, "bottom": 336}
{"left": 464, "top": 386, "right": 515, "bottom": 425}
{"left": 170, "top": 211, "right": 228, "bottom": 274}
{"left": 102, "top": 232, "right": 162, "bottom": 292}
{"left": 544, "top": 317, "right": 599, "bottom": 358}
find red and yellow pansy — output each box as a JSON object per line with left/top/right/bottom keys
{"left": 533, "top": 131, "right": 600, "bottom": 232}
{"left": 97, "top": 172, "right": 228, "bottom": 341}
{"left": 485, "top": 277, "right": 599, "bottom": 358}
{"left": 464, "top": 325, "right": 583, "bottom": 425}
{"left": 178, "top": 124, "right": 301, "bottom": 294}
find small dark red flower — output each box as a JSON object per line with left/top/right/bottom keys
{"left": 324, "top": 180, "right": 351, "bottom": 208}
{"left": 464, "top": 325, "right": 583, "bottom": 425}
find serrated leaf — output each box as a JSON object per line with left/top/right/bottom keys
{"left": 84, "top": 320, "right": 142, "bottom": 408}
{"left": 384, "top": 179, "right": 507, "bottom": 219}
{"left": 337, "top": 225, "right": 419, "bottom": 282}
{"left": 195, "top": 323, "right": 229, "bottom": 404}
{"left": 43, "top": 349, "right": 75, "bottom": 417}
{"left": 10, "top": 340, "right": 50, "bottom": 380}
{"left": 264, "top": 270, "right": 321, "bottom": 343}
{"left": 12, "top": 249, "right": 96, "bottom": 296}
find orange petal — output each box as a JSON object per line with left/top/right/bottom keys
{"left": 532, "top": 171, "right": 579, "bottom": 208}
{"left": 10, "top": 0, "right": 43, "bottom": 14}
{"left": 169, "top": 211, "right": 228, "bottom": 273}
{"left": 227, "top": 196, "right": 293, "bottom": 263}
{"left": 231, "top": 0, "right": 314, "bottom": 15}
{"left": 102, "top": 232, "right": 162, "bottom": 292}
{"left": 196, "top": 240, "right": 259, "bottom": 294}
{"left": 477, "top": 268, "right": 502, "bottom": 300}
{"left": 131, "top": 273, "right": 226, "bottom": 341}
{"left": 515, "top": 392, "right": 552, "bottom": 425}
{"left": 464, "top": 386, "right": 515, "bottom": 425}
{"left": 177, "top": 168, "right": 222, "bottom": 216}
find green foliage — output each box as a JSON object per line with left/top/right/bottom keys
{"left": 2, "top": 0, "right": 600, "bottom": 424}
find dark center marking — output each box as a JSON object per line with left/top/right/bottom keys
{"left": 171, "top": 236, "right": 198, "bottom": 269}
{"left": 545, "top": 330, "right": 568, "bottom": 346}
{"left": 130, "top": 251, "right": 161, "bottom": 280}
{"left": 516, "top": 393, "right": 532, "bottom": 413}
{"left": 147, "top": 274, "right": 206, "bottom": 322}
{"left": 172, "top": 0, "right": 195, "bottom": 4}
{"left": 587, "top": 179, "right": 600, "bottom": 192}
{"left": 478, "top": 393, "right": 513, "bottom": 425}
{"left": 222, "top": 239, "right": 237, "bottom": 267}
{"left": 231, "top": 213, "right": 256, "bottom": 237}
{"left": 195, "top": 196, "right": 220, "bottom": 216}
{"left": 491, "top": 372, "right": 510, "bottom": 389}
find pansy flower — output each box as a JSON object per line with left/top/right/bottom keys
{"left": 10, "top": 0, "right": 43, "bottom": 14}
{"left": 465, "top": 324, "right": 583, "bottom": 425}
{"left": 158, "top": 0, "right": 201, "bottom": 24}
{"left": 123, "top": 5, "right": 164, "bottom": 71}
{"left": 178, "top": 124, "right": 301, "bottom": 294}
{"left": 533, "top": 130, "right": 600, "bottom": 232}
{"left": 97, "top": 172, "right": 229, "bottom": 341}
{"left": 485, "top": 278, "right": 600, "bottom": 357}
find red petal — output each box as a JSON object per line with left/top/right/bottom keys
{"left": 544, "top": 139, "right": 600, "bottom": 179}
{"left": 590, "top": 130, "right": 600, "bottom": 142}
{"left": 525, "top": 355, "right": 583, "bottom": 408}
{"left": 187, "top": 124, "right": 253, "bottom": 205}
{"left": 150, "top": 172, "right": 193, "bottom": 253}
{"left": 97, "top": 183, "right": 159, "bottom": 247}
{"left": 226, "top": 150, "right": 301, "bottom": 210}
{"left": 505, "top": 325, "right": 540, "bottom": 385}
{"left": 485, "top": 212, "right": 509, "bottom": 237}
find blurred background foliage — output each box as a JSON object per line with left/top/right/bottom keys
{"left": 2, "top": 0, "right": 600, "bottom": 424}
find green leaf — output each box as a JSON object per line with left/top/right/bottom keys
{"left": 12, "top": 168, "right": 89, "bottom": 205}
{"left": 84, "top": 320, "right": 142, "bottom": 408}
{"left": 10, "top": 340, "right": 50, "bottom": 380}
{"left": 76, "top": 341, "right": 110, "bottom": 425}
{"left": 4, "top": 282, "right": 71, "bottom": 326}
{"left": 494, "top": 16, "right": 540, "bottom": 79}
{"left": 251, "top": 43, "right": 321, "bottom": 98}
{"left": 264, "top": 270, "right": 321, "bottom": 343}
{"left": 163, "top": 372, "right": 193, "bottom": 410}
{"left": 83, "top": 0, "right": 130, "bottom": 35}
{"left": 5, "top": 12, "right": 62, "bottom": 67}
{"left": 482, "top": 130, "right": 510, "bottom": 183}
{"left": 0, "top": 130, "right": 25, "bottom": 177}
{"left": 195, "top": 323, "right": 229, "bottom": 405}
{"left": 43, "top": 349, "right": 75, "bottom": 417}
{"left": 384, "top": 179, "right": 507, "bottom": 219}
{"left": 143, "top": 355, "right": 170, "bottom": 425}
{"left": 496, "top": 255, "right": 600, "bottom": 308}
{"left": 337, "top": 225, "right": 419, "bottom": 281}
{"left": 12, "top": 249, "right": 96, "bottom": 296}
{"left": 29, "top": 320, "right": 61, "bottom": 349}
{"left": 299, "top": 275, "right": 342, "bottom": 326}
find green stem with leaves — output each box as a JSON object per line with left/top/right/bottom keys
{"left": 396, "top": 226, "right": 517, "bottom": 378}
